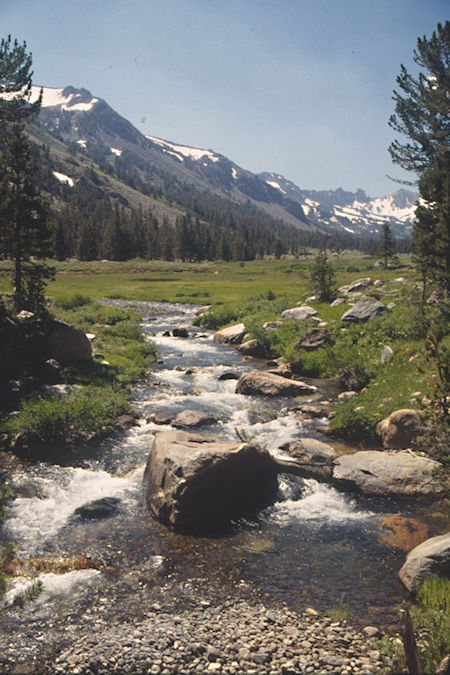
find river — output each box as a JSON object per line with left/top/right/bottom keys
{"left": 1, "top": 301, "right": 412, "bottom": 667}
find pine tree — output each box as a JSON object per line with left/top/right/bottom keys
{"left": 379, "top": 223, "right": 395, "bottom": 269}
{"left": 0, "top": 36, "right": 52, "bottom": 313}
{"left": 389, "top": 21, "right": 450, "bottom": 293}
{"left": 310, "top": 248, "right": 336, "bottom": 302}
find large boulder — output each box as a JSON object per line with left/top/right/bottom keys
{"left": 281, "top": 306, "right": 318, "bottom": 321}
{"left": 341, "top": 296, "right": 387, "bottom": 322}
{"left": 236, "top": 369, "right": 317, "bottom": 397}
{"left": 379, "top": 409, "right": 427, "bottom": 449}
{"left": 44, "top": 320, "right": 92, "bottom": 364}
{"left": 213, "top": 323, "right": 247, "bottom": 345}
{"left": 398, "top": 532, "right": 450, "bottom": 592}
{"left": 144, "top": 430, "right": 278, "bottom": 530}
{"left": 332, "top": 450, "right": 443, "bottom": 497}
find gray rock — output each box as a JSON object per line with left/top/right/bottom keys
{"left": 398, "top": 532, "right": 450, "bottom": 592}
{"left": 75, "top": 497, "right": 120, "bottom": 519}
{"left": 213, "top": 323, "right": 247, "bottom": 345}
{"left": 172, "top": 409, "right": 217, "bottom": 429}
{"left": 281, "top": 306, "right": 318, "bottom": 321}
{"left": 148, "top": 411, "right": 175, "bottom": 425}
{"left": 338, "top": 278, "right": 372, "bottom": 294}
{"left": 144, "top": 430, "right": 279, "bottom": 530}
{"left": 236, "top": 339, "right": 267, "bottom": 357}
{"left": 44, "top": 319, "right": 92, "bottom": 364}
{"left": 341, "top": 296, "right": 388, "bottom": 322}
{"left": 330, "top": 297, "right": 345, "bottom": 306}
{"left": 379, "top": 408, "right": 427, "bottom": 449}
{"left": 280, "top": 437, "right": 337, "bottom": 463}
{"left": 218, "top": 371, "right": 240, "bottom": 381}
{"left": 332, "top": 449, "right": 443, "bottom": 497}
{"left": 294, "top": 328, "right": 333, "bottom": 351}
{"left": 236, "top": 369, "right": 317, "bottom": 397}
{"left": 172, "top": 327, "right": 189, "bottom": 338}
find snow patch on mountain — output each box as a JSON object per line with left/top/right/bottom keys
{"left": 52, "top": 171, "right": 74, "bottom": 187}
{"left": 110, "top": 147, "right": 122, "bottom": 157}
{"left": 147, "top": 136, "right": 220, "bottom": 163}
{"left": 30, "top": 86, "right": 99, "bottom": 112}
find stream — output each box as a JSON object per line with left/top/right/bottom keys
{"left": 1, "top": 301, "right": 413, "bottom": 662}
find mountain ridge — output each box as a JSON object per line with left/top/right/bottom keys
{"left": 30, "top": 85, "right": 417, "bottom": 239}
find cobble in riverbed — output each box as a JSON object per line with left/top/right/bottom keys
{"left": 32, "top": 599, "right": 387, "bottom": 674}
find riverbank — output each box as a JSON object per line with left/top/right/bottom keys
{"left": 1, "top": 582, "right": 387, "bottom": 674}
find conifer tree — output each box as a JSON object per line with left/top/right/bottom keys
{"left": 389, "top": 21, "right": 449, "bottom": 293}
{"left": 379, "top": 223, "right": 395, "bottom": 269}
{"left": 310, "top": 247, "right": 336, "bottom": 301}
{"left": 0, "top": 36, "right": 52, "bottom": 313}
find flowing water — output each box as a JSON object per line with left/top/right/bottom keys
{"left": 2, "top": 301, "right": 417, "bottom": 640}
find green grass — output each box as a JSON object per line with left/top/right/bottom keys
{"left": 1, "top": 253, "right": 443, "bottom": 449}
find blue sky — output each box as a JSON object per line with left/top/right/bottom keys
{"left": 2, "top": 0, "right": 447, "bottom": 196}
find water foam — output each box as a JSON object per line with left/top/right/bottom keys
{"left": 6, "top": 465, "right": 143, "bottom": 552}
{"left": 270, "top": 479, "right": 374, "bottom": 525}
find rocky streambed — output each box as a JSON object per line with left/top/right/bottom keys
{"left": 0, "top": 301, "right": 444, "bottom": 673}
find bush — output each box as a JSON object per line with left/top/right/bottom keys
{"left": 5, "top": 385, "right": 132, "bottom": 447}
{"left": 53, "top": 294, "right": 93, "bottom": 311}
{"left": 193, "top": 306, "right": 239, "bottom": 330}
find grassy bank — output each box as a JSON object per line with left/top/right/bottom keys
{"left": 0, "top": 294, "right": 157, "bottom": 454}
{"left": 0, "top": 252, "right": 447, "bottom": 453}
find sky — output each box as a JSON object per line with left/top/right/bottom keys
{"left": 1, "top": 0, "right": 447, "bottom": 197}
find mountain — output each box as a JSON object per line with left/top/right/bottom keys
{"left": 22, "top": 85, "right": 416, "bottom": 249}
{"left": 32, "top": 86, "right": 312, "bottom": 232}
{"left": 259, "top": 172, "right": 418, "bottom": 238}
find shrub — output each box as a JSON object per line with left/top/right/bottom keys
{"left": 5, "top": 385, "right": 132, "bottom": 448}
{"left": 53, "top": 294, "right": 92, "bottom": 311}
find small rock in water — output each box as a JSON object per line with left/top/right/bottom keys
{"left": 74, "top": 497, "right": 120, "bottom": 520}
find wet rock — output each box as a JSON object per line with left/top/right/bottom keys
{"left": 280, "top": 437, "right": 337, "bottom": 463}
{"left": 75, "top": 497, "right": 120, "bottom": 519}
{"left": 173, "top": 327, "right": 189, "bottom": 338}
{"left": 116, "top": 413, "right": 138, "bottom": 430}
{"left": 144, "top": 430, "right": 279, "bottom": 530}
{"left": 377, "top": 515, "right": 429, "bottom": 551}
{"left": 379, "top": 408, "right": 428, "bottom": 449}
{"left": 172, "top": 409, "right": 217, "bottom": 429}
{"left": 294, "top": 328, "right": 333, "bottom": 351}
{"left": 213, "top": 323, "right": 247, "bottom": 345}
{"left": 332, "top": 450, "right": 443, "bottom": 497}
{"left": 398, "top": 532, "right": 450, "bottom": 592}
{"left": 281, "top": 306, "right": 318, "bottom": 321}
{"left": 218, "top": 371, "right": 239, "bottom": 381}
{"left": 148, "top": 411, "right": 175, "bottom": 425}
{"left": 341, "top": 296, "right": 387, "bottom": 322}
{"left": 44, "top": 319, "right": 92, "bottom": 364}
{"left": 236, "top": 370, "right": 317, "bottom": 397}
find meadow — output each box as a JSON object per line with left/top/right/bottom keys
{"left": 0, "top": 251, "right": 446, "bottom": 452}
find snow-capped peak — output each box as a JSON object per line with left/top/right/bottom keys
{"left": 147, "top": 135, "right": 220, "bottom": 163}
{"left": 29, "top": 86, "right": 99, "bottom": 112}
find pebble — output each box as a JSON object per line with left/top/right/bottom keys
{"left": 0, "top": 593, "right": 393, "bottom": 675}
